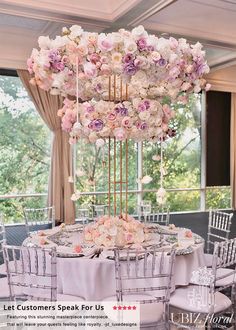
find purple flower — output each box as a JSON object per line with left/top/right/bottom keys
{"left": 115, "top": 104, "right": 128, "bottom": 116}
{"left": 95, "top": 83, "right": 102, "bottom": 92}
{"left": 49, "top": 50, "right": 61, "bottom": 62}
{"left": 123, "top": 61, "right": 138, "bottom": 76}
{"left": 196, "top": 61, "right": 207, "bottom": 75}
{"left": 87, "top": 105, "right": 95, "bottom": 112}
{"left": 137, "top": 38, "right": 147, "bottom": 51}
{"left": 52, "top": 61, "right": 65, "bottom": 71}
{"left": 143, "top": 100, "right": 150, "bottom": 109}
{"left": 147, "top": 45, "right": 154, "bottom": 52}
{"left": 138, "top": 103, "right": 146, "bottom": 112}
{"left": 89, "top": 119, "right": 104, "bottom": 132}
{"left": 140, "top": 122, "right": 147, "bottom": 130}
{"left": 122, "top": 53, "right": 133, "bottom": 63}
{"left": 158, "top": 58, "right": 166, "bottom": 67}
{"left": 120, "top": 106, "right": 128, "bottom": 116}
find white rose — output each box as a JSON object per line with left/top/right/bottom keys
{"left": 38, "top": 36, "right": 51, "bottom": 49}
{"left": 71, "top": 192, "right": 80, "bottom": 201}
{"left": 70, "top": 25, "right": 83, "bottom": 39}
{"left": 132, "top": 25, "right": 146, "bottom": 37}
{"left": 72, "top": 122, "right": 82, "bottom": 133}
{"left": 51, "top": 36, "right": 68, "bottom": 48}
{"left": 155, "top": 117, "right": 162, "bottom": 126}
{"left": 100, "top": 127, "right": 111, "bottom": 137}
{"left": 139, "top": 111, "right": 150, "bottom": 121}
{"left": 124, "top": 41, "right": 137, "bottom": 53}
{"left": 141, "top": 175, "right": 153, "bottom": 184}
{"left": 96, "top": 138, "right": 105, "bottom": 148}
{"left": 89, "top": 132, "right": 98, "bottom": 143}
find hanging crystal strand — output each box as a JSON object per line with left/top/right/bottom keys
{"left": 108, "top": 76, "right": 111, "bottom": 217}
{"left": 73, "top": 57, "right": 79, "bottom": 195}
{"left": 76, "top": 56, "right": 79, "bottom": 123}
{"left": 73, "top": 144, "right": 77, "bottom": 193}
{"left": 160, "top": 140, "right": 163, "bottom": 189}
{"left": 156, "top": 139, "right": 166, "bottom": 205}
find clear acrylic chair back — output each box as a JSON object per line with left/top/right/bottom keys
{"left": 3, "top": 244, "right": 57, "bottom": 302}
{"left": 24, "top": 206, "right": 55, "bottom": 236}
{"left": 77, "top": 208, "right": 90, "bottom": 225}
{"left": 207, "top": 209, "right": 233, "bottom": 254}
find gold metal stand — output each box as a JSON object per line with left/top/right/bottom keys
{"left": 107, "top": 75, "right": 129, "bottom": 219}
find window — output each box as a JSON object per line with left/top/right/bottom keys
{"left": 75, "top": 92, "right": 231, "bottom": 213}
{"left": 0, "top": 72, "right": 51, "bottom": 223}
{"left": 1, "top": 72, "right": 231, "bottom": 223}
{"left": 76, "top": 139, "right": 138, "bottom": 214}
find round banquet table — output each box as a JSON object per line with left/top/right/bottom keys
{"left": 23, "top": 224, "right": 206, "bottom": 301}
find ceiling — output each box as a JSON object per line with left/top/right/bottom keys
{"left": 1, "top": 0, "right": 236, "bottom": 71}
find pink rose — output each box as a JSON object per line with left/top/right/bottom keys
{"left": 114, "top": 127, "right": 127, "bottom": 141}
{"left": 107, "top": 112, "right": 117, "bottom": 122}
{"left": 169, "top": 37, "right": 178, "bottom": 49}
{"left": 92, "top": 230, "right": 100, "bottom": 239}
{"left": 121, "top": 116, "right": 131, "bottom": 127}
{"left": 74, "top": 245, "right": 83, "bottom": 253}
{"left": 104, "top": 220, "right": 111, "bottom": 229}
{"left": 125, "top": 232, "right": 134, "bottom": 243}
{"left": 39, "top": 238, "right": 48, "bottom": 245}
{"left": 98, "top": 36, "right": 113, "bottom": 52}
{"left": 69, "top": 136, "right": 77, "bottom": 144}
{"left": 100, "top": 64, "right": 112, "bottom": 75}
{"left": 185, "top": 230, "right": 193, "bottom": 238}
{"left": 89, "top": 53, "right": 100, "bottom": 64}
{"left": 83, "top": 62, "right": 97, "bottom": 78}
{"left": 38, "top": 231, "right": 46, "bottom": 237}
{"left": 57, "top": 108, "right": 65, "bottom": 117}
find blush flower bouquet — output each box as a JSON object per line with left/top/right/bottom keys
{"left": 83, "top": 214, "right": 148, "bottom": 248}
{"left": 58, "top": 97, "right": 176, "bottom": 143}
{"left": 28, "top": 24, "right": 210, "bottom": 144}
{"left": 28, "top": 25, "right": 210, "bottom": 100}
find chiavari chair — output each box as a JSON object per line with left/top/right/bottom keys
{"left": 24, "top": 206, "right": 55, "bottom": 237}
{"left": 204, "top": 209, "right": 233, "bottom": 267}
{"left": 104, "top": 245, "right": 176, "bottom": 329}
{"left": 170, "top": 238, "right": 236, "bottom": 329}
{"left": 3, "top": 245, "right": 84, "bottom": 302}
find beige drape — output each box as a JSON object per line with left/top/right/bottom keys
{"left": 231, "top": 93, "right": 236, "bottom": 209}
{"left": 17, "top": 69, "right": 75, "bottom": 224}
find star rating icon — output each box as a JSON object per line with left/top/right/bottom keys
{"left": 112, "top": 305, "right": 137, "bottom": 311}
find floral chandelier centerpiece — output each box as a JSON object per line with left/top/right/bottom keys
{"left": 28, "top": 25, "right": 209, "bottom": 247}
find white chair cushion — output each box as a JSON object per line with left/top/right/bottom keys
{"left": 204, "top": 253, "right": 213, "bottom": 267}
{"left": 170, "top": 285, "right": 231, "bottom": 314}
{"left": 0, "top": 263, "right": 6, "bottom": 275}
{"left": 103, "top": 294, "right": 164, "bottom": 325}
{"left": 0, "top": 277, "right": 23, "bottom": 298}
{"left": 204, "top": 253, "right": 221, "bottom": 267}
{"left": 215, "top": 268, "right": 236, "bottom": 287}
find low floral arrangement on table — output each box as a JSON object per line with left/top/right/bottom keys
{"left": 83, "top": 214, "right": 149, "bottom": 248}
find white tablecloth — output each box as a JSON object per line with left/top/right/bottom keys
{"left": 23, "top": 225, "right": 205, "bottom": 301}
